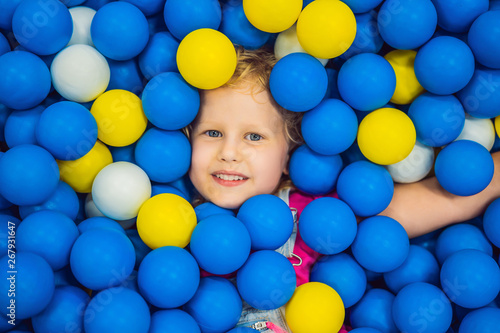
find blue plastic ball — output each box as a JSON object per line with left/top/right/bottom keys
{"left": 432, "top": 0, "right": 488, "bottom": 33}
{"left": 440, "top": 249, "right": 500, "bottom": 309}
{"left": 459, "top": 307, "right": 500, "bottom": 333}
{"left": 163, "top": 0, "right": 221, "bottom": 40}
{"left": 0, "top": 144, "right": 59, "bottom": 206}
{"left": 269, "top": 53, "right": 328, "bottom": 112}
{"left": 84, "top": 288, "right": 150, "bottom": 333}
{"left": 0, "top": 51, "right": 51, "bottom": 110}
{"left": 467, "top": 11, "right": 500, "bottom": 70}
{"left": 237, "top": 250, "right": 296, "bottom": 310}
{"left": 19, "top": 180, "right": 79, "bottom": 220}
{"left": 150, "top": 309, "right": 200, "bottom": 333}
{"left": 184, "top": 277, "right": 242, "bottom": 333}
{"left": 351, "top": 215, "right": 409, "bottom": 273}
{"left": 134, "top": 128, "right": 191, "bottom": 183}
{"left": 12, "top": 0, "right": 72, "bottom": 55}
{"left": 299, "top": 197, "right": 357, "bottom": 254}
{"left": 142, "top": 72, "right": 200, "bottom": 130}
{"left": 70, "top": 228, "right": 135, "bottom": 290}
{"left": 91, "top": 2, "right": 149, "bottom": 60}
{"left": 220, "top": 0, "right": 270, "bottom": 50}
{"left": 166, "top": 175, "right": 195, "bottom": 200}
{"left": 350, "top": 289, "right": 398, "bottom": 332}
{"left": 107, "top": 58, "right": 144, "bottom": 94}
{"left": 0, "top": 104, "right": 10, "bottom": 142}
{"left": 414, "top": 36, "right": 475, "bottom": 95}
{"left": 82, "top": 0, "right": 113, "bottom": 10}
{"left": 341, "top": 12, "right": 384, "bottom": 60}
{"left": 383, "top": 245, "right": 440, "bottom": 294}
{"left": 456, "top": 67, "right": 500, "bottom": 119}
{"left": 190, "top": 215, "right": 251, "bottom": 275}
{"left": 338, "top": 53, "right": 396, "bottom": 112}
{"left": 138, "top": 32, "right": 179, "bottom": 80}
{"left": 337, "top": 161, "right": 394, "bottom": 217}
{"left": 483, "top": 198, "right": 500, "bottom": 248}
{"left": 151, "top": 184, "right": 189, "bottom": 201}
{"left": 377, "top": 0, "right": 437, "bottom": 50}
{"left": 301, "top": 99, "right": 358, "bottom": 155}
{"left": 289, "top": 144, "right": 343, "bottom": 195}
{"left": 325, "top": 68, "right": 341, "bottom": 100}
{"left": 340, "top": 0, "right": 384, "bottom": 13}
{"left": 138, "top": 246, "right": 199, "bottom": 308}
{"left": 4, "top": 105, "right": 44, "bottom": 148}
{"left": 392, "top": 282, "right": 453, "bottom": 333}
{"left": 349, "top": 329, "right": 382, "bottom": 333}
{"left": 35, "top": 101, "right": 98, "bottom": 160}
{"left": 110, "top": 143, "right": 136, "bottom": 164}
{"left": 121, "top": 0, "right": 165, "bottom": 16}
{"left": 435, "top": 140, "right": 494, "bottom": 196}
{"left": 0, "top": 33, "right": 10, "bottom": 56}
{"left": 408, "top": 93, "right": 465, "bottom": 147}
{"left": 194, "top": 202, "right": 235, "bottom": 221}
{"left": 31, "top": 285, "right": 90, "bottom": 333}
{"left": 53, "top": 264, "right": 81, "bottom": 287}
{"left": 236, "top": 194, "right": 294, "bottom": 251}
{"left": 78, "top": 216, "right": 126, "bottom": 234}
{"left": 125, "top": 229, "right": 151, "bottom": 269}
{"left": 17, "top": 210, "right": 79, "bottom": 270}
{"left": 435, "top": 223, "right": 492, "bottom": 265}
{"left": 310, "top": 253, "right": 366, "bottom": 308}
{"left": 492, "top": 0, "right": 500, "bottom": 11}
{"left": 0, "top": 0, "right": 22, "bottom": 30}
{"left": 0, "top": 215, "right": 20, "bottom": 255}
{"left": 0, "top": 252, "right": 55, "bottom": 320}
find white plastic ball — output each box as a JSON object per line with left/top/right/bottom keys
{"left": 386, "top": 140, "right": 435, "bottom": 183}
{"left": 51, "top": 44, "right": 110, "bottom": 103}
{"left": 454, "top": 114, "right": 495, "bottom": 151}
{"left": 92, "top": 162, "right": 151, "bottom": 220}
{"left": 68, "top": 6, "right": 96, "bottom": 47}
{"left": 85, "top": 193, "right": 137, "bottom": 229}
{"left": 274, "top": 24, "right": 328, "bottom": 66}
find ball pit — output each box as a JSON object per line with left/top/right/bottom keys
{"left": 1, "top": 0, "right": 500, "bottom": 332}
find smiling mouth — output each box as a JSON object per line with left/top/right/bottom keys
{"left": 212, "top": 174, "right": 249, "bottom": 187}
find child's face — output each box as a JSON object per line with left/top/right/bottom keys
{"left": 189, "top": 84, "right": 290, "bottom": 210}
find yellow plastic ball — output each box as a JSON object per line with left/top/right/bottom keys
{"left": 358, "top": 108, "right": 417, "bottom": 165}
{"left": 296, "top": 0, "right": 356, "bottom": 59}
{"left": 242, "top": 0, "right": 303, "bottom": 33}
{"left": 90, "top": 89, "right": 147, "bottom": 147}
{"left": 285, "top": 282, "right": 345, "bottom": 333}
{"left": 177, "top": 29, "right": 237, "bottom": 90}
{"left": 384, "top": 50, "right": 425, "bottom": 105}
{"left": 137, "top": 193, "right": 197, "bottom": 249}
{"left": 58, "top": 140, "right": 113, "bottom": 193}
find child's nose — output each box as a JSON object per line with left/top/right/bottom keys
{"left": 218, "top": 138, "right": 241, "bottom": 162}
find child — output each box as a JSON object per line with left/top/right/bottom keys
{"left": 183, "top": 47, "right": 500, "bottom": 332}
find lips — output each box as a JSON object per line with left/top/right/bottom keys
{"left": 211, "top": 170, "right": 249, "bottom": 187}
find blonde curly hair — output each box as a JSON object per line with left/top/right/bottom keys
{"left": 183, "top": 46, "right": 304, "bottom": 207}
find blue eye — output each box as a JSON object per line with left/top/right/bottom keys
{"left": 206, "top": 130, "right": 221, "bottom": 137}
{"left": 247, "top": 133, "right": 262, "bottom": 141}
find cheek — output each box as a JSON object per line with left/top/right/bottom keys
{"left": 190, "top": 142, "right": 210, "bottom": 178}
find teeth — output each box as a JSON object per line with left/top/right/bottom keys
{"left": 215, "top": 174, "right": 245, "bottom": 181}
